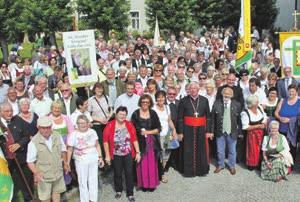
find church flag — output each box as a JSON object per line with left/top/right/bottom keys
{"left": 236, "top": 0, "right": 252, "bottom": 69}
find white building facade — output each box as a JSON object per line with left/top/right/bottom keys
{"left": 129, "top": 0, "right": 149, "bottom": 32}
{"left": 275, "top": 0, "right": 300, "bottom": 31}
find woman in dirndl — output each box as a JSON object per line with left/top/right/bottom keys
{"left": 241, "top": 95, "right": 267, "bottom": 170}
{"left": 261, "top": 120, "right": 293, "bottom": 182}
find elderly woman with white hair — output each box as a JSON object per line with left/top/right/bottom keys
{"left": 207, "top": 65, "right": 216, "bottom": 80}
{"left": 241, "top": 95, "right": 267, "bottom": 170}
{"left": 261, "top": 120, "right": 293, "bottom": 182}
{"left": 16, "top": 98, "right": 39, "bottom": 138}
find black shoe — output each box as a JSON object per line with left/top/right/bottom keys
{"left": 115, "top": 192, "right": 122, "bottom": 199}
{"left": 128, "top": 196, "right": 135, "bottom": 202}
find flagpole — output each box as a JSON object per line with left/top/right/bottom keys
{"left": 1, "top": 126, "right": 34, "bottom": 200}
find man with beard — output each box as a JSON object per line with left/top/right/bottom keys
{"left": 177, "top": 82, "right": 212, "bottom": 177}
{"left": 101, "top": 68, "right": 124, "bottom": 107}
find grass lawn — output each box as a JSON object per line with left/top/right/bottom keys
{"left": 0, "top": 42, "right": 34, "bottom": 61}
{"left": 0, "top": 39, "right": 63, "bottom": 61}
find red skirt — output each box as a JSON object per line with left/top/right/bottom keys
{"left": 246, "top": 129, "right": 264, "bottom": 166}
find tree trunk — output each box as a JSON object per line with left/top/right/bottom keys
{"left": 49, "top": 32, "right": 57, "bottom": 47}
{"left": 49, "top": 32, "right": 62, "bottom": 58}
{"left": 0, "top": 38, "right": 9, "bottom": 62}
{"left": 102, "top": 29, "right": 109, "bottom": 41}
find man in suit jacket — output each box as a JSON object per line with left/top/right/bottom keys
{"left": 0, "top": 102, "right": 33, "bottom": 202}
{"left": 210, "top": 87, "right": 242, "bottom": 175}
{"left": 165, "top": 86, "right": 183, "bottom": 173}
{"left": 59, "top": 83, "right": 77, "bottom": 116}
{"left": 166, "top": 87, "right": 180, "bottom": 126}
{"left": 270, "top": 58, "right": 282, "bottom": 78}
{"left": 132, "top": 49, "right": 145, "bottom": 70}
{"left": 216, "top": 72, "right": 244, "bottom": 108}
{"left": 277, "top": 66, "right": 298, "bottom": 99}
{"left": 101, "top": 68, "right": 124, "bottom": 107}
{"left": 47, "top": 66, "right": 63, "bottom": 90}
{"left": 21, "top": 65, "right": 35, "bottom": 90}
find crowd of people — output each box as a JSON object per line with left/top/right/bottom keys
{"left": 0, "top": 27, "right": 300, "bottom": 202}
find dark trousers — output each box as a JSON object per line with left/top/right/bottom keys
{"left": 93, "top": 124, "right": 106, "bottom": 157}
{"left": 8, "top": 160, "right": 33, "bottom": 202}
{"left": 236, "top": 136, "right": 246, "bottom": 164}
{"left": 113, "top": 154, "right": 134, "bottom": 197}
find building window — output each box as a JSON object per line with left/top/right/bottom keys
{"left": 130, "top": 11, "right": 139, "bottom": 29}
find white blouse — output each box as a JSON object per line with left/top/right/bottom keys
{"left": 241, "top": 107, "right": 267, "bottom": 130}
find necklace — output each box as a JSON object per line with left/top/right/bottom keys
{"left": 21, "top": 112, "right": 31, "bottom": 119}
{"left": 190, "top": 96, "right": 199, "bottom": 117}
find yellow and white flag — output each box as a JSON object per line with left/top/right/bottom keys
{"left": 0, "top": 148, "right": 13, "bottom": 202}
{"left": 236, "top": 0, "right": 252, "bottom": 68}
{"left": 279, "top": 32, "right": 300, "bottom": 78}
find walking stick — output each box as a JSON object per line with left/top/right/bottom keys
{"left": 13, "top": 155, "right": 34, "bottom": 200}
{"left": 1, "top": 125, "right": 35, "bottom": 200}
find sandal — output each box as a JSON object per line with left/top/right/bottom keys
{"left": 161, "top": 175, "right": 168, "bottom": 183}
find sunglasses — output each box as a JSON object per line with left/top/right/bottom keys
{"left": 154, "top": 69, "right": 163, "bottom": 72}
{"left": 199, "top": 77, "right": 206, "bottom": 80}
{"left": 168, "top": 93, "right": 176, "bottom": 95}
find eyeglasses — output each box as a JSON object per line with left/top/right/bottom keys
{"left": 199, "top": 77, "right": 206, "bottom": 80}
{"left": 61, "top": 89, "right": 70, "bottom": 92}
{"left": 77, "top": 122, "right": 87, "bottom": 125}
{"left": 141, "top": 101, "right": 150, "bottom": 104}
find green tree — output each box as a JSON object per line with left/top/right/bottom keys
{"left": 252, "top": 0, "right": 278, "bottom": 31}
{"left": 192, "top": 0, "right": 278, "bottom": 31}
{"left": 146, "top": 0, "right": 197, "bottom": 35}
{"left": 77, "top": 0, "right": 130, "bottom": 39}
{"left": 192, "top": 0, "right": 240, "bottom": 29}
{"left": 0, "top": 0, "right": 25, "bottom": 62}
{"left": 23, "top": 0, "right": 73, "bottom": 46}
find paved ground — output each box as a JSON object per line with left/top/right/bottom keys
{"left": 66, "top": 161, "right": 300, "bottom": 202}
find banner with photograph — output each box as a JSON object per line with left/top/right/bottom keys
{"left": 279, "top": 32, "right": 300, "bottom": 78}
{"left": 63, "top": 30, "right": 98, "bottom": 87}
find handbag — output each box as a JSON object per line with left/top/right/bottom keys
{"left": 163, "top": 128, "right": 179, "bottom": 149}
{"left": 94, "top": 96, "right": 114, "bottom": 122}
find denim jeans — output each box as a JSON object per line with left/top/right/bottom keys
{"left": 216, "top": 133, "right": 237, "bottom": 168}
